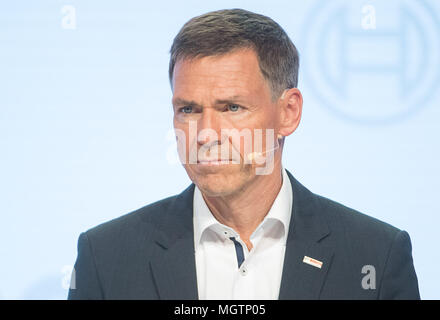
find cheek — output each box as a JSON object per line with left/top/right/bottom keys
{"left": 174, "top": 123, "right": 199, "bottom": 164}
{"left": 174, "top": 122, "right": 190, "bottom": 162}
{"left": 228, "top": 115, "right": 277, "bottom": 152}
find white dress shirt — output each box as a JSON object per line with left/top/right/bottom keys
{"left": 193, "top": 168, "right": 293, "bottom": 300}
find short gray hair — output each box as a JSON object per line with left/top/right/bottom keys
{"left": 169, "top": 9, "right": 299, "bottom": 100}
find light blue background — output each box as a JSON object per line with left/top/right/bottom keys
{"left": 1, "top": 0, "right": 439, "bottom": 299}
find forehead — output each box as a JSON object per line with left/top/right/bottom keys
{"left": 172, "top": 49, "right": 270, "bottom": 100}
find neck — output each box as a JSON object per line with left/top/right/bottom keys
{"left": 202, "top": 162, "right": 283, "bottom": 250}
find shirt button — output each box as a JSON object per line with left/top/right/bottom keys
{"left": 240, "top": 267, "right": 248, "bottom": 276}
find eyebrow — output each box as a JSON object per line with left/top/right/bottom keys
{"left": 172, "top": 95, "right": 245, "bottom": 108}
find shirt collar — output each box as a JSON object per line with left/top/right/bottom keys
{"left": 193, "top": 167, "right": 293, "bottom": 250}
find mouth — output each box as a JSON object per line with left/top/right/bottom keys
{"left": 197, "top": 159, "right": 232, "bottom": 165}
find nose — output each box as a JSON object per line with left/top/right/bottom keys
{"left": 197, "top": 109, "right": 222, "bottom": 147}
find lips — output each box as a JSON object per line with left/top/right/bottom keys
{"left": 197, "top": 159, "right": 231, "bottom": 165}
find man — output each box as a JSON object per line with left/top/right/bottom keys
{"left": 68, "top": 9, "right": 420, "bottom": 300}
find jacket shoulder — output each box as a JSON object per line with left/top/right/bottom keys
{"left": 313, "top": 193, "right": 419, "bottom": 299}
{"left": 315, "top": 193, "right": 401, "bottom": 237}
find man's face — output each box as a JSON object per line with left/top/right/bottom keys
{"left": 172, "top": 49, "right": 281, "bottom": 197}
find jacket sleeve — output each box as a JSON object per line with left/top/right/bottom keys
{"left": 378, "top": 230, "right": 420, "bottom": 299}
{"left": 67, "top": 232, "right": 104, "bottom": 300}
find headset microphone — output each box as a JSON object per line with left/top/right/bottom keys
{"left": 246, "top": 134, "right": 283, "bottom": 162}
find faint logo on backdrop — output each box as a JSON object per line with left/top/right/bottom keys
{"left": 301, "top": 0, "right": 440, "bottom": 124}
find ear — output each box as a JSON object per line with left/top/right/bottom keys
{"left": 277, "top": 88, "right": 303, "bottom": 139}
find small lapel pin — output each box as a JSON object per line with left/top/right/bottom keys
{"left": 303, "top": 256, "right": 323, "bottom": 269}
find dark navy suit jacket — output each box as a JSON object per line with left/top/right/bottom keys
{"left": 68, "top": 170, "right": 420, "bottom": 299}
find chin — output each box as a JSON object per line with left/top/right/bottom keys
{"left": 185, "top": 164, "right": 249, "bottom": 197}
{"left": 194, "top": 175, "right": 239, "bottom": 197}
{"left": 188, "top": 170, "right": 241, "bottom": 197}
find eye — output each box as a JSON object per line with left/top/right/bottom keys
{"left": 180, "top": 106, "right": 193, "bottom": 114}
{"left": 227, "top": 104, "right": 241, "bottom": 112}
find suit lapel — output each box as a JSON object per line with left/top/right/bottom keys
{"left": 149, "top": 184, "right": 199, "bottom": 299}
{"left": 279, "top": 171, "right": 334, "bottom": 299}
{"left": 148, "top": 170, "right": 334, "bottom": 300}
